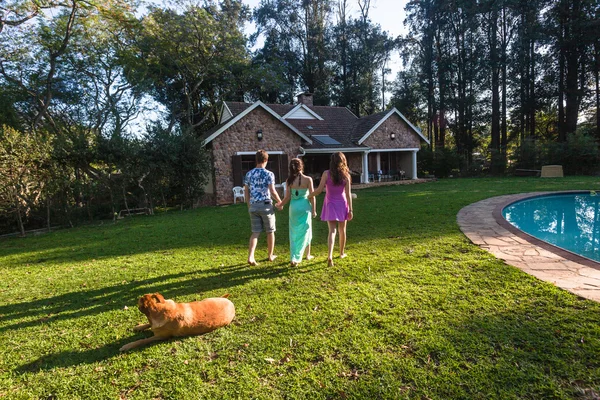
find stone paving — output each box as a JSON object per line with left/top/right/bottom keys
{"left": 457, "top": 192, "right": 600, "bottom": 302}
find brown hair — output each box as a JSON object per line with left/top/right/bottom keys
{"left": 286, "top": 158, "right": 304, "bottom": 187}
{"left": 329, "top": 152, "right": 350, "bottom": 185}
{"left": 255, "top": 150, "right": 268, "bottom": 164}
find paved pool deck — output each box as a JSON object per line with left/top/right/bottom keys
{"left": 457, "top": 192, "right": 600, "bottom": 302}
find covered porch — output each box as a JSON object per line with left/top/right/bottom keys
{"left": 301, "top": 147, "right": 420, "bottom": 185}
{"left": 360, "top": 148, "right": 419, "bottom": 183}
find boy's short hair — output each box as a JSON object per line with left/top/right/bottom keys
{"left": 256, "top": 150, "right": 268, "bottom": 164}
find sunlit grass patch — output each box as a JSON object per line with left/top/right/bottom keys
{"left": 1, "top": 177, "right": 599, "bottom": 399}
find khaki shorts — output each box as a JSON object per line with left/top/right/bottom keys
{"left": 249, "top": 202, "right": 276, "bottom": 233}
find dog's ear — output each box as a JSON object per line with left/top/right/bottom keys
{"left": 152, "top": 293, "right": 165, "bottom": 303}
{"left": 138, "top": 294, "right": 153, "bottom": 315}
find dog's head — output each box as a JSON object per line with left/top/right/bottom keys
{"left": 138, "top": 293, "right": 165, "bottom": 318}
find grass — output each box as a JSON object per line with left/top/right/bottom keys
{"left": 1, "top": 177, "right": 600, "bottom": 399}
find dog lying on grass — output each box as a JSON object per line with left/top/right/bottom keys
{"left": 120, "top": 292, "right": 235, "bottom": 352}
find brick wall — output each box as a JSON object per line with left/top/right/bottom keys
{"left": 210, "top": 107, "right": 303, "bottom": 205}
{"left": 346, "top": 153, "right": 363, "bottom": 177}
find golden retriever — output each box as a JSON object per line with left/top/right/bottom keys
{"left": 120, "top": 292, "right": 235, "bottom": 352}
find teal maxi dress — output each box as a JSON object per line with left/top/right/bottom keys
{"left": 289, "top": 187, "right": 312, "bottom": 263}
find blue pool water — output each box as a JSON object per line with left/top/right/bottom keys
{"left": 502, "top": 192, "right": 600, "bottom": 262}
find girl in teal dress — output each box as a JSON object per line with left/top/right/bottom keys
{"left": 276, "top": 158, "right": 317, "bottom": 266}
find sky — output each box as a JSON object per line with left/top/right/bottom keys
{"left": 241, "top": 0, "right": 410, "bottom": 79}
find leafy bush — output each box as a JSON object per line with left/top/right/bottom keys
{"left": 511, "top": 130, "right": 600, "bottom": 176}
{"left": 511, "top": 138, "right": 540, "bottom": 170}
{"left": 432, "top": 147, "right": 461, "bottom": 177}
{"left": 562, "top": 131, "right": 600, "bottom": 175}
{"left": 417, "top": 145, "right": 433, "bottom": 176}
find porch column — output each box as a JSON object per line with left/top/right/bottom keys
{"left": 376, "top": 153, "right": 381, "bottom": 172}
{"left": 412, "top": 150, "right": 418, "bottom": 179}
{"left": 362, "top": 151, "right": 369, "bottom": 183}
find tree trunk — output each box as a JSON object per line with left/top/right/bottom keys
{"left": 490, "top": 7, "right": 501, "bottom": 172}
{"left": 435, "top": 29, "right": 446, "bottom": 149}
{"left": 529, "top": 39, "right": 535, "bottom": 138}
{"left": 16, "top": 203, "right": 25, "bottom": 236}
{"left": 558, "top": 39, "right": 566, "bottom": 141}
{"left": 564, "top": 0, "right": 582, "bottom": 137}
{"left": 161, "top": 187, "right": 167, "bottom": 210}
{"left": 109, "top": 186, "right": 116, "bottom": 222}
{"left": 148, "top": 194, "right": 154, "bottom": 215}
{"left": 595, "top": 40, "right": 600, "bottom": 138}
{"left": 46, "top": 197, "right": 51, "bottom": 232}
{"left": 122, "top": 186, "right": 130, "bottom": 215}
{"left": 501, "top": 6, "right": 508, "bottom": 156}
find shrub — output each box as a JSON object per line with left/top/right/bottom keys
{"left": 432, "top": 147, "right": 460, "bottom": 178}
{"left": 562, "top": 131, "right": 600, "bottom": 175}
{"left": 511, "top": 130, "right": 600, "bottom": 176}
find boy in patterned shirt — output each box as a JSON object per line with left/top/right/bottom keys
{"left": 244, "top": 150, "right": 282, "bottom": 266}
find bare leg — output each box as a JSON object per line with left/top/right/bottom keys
{"left": 248, "top": 232, "right": 260, "bottom": 265}
{"left": 119, "top": 335, "right": 166, "bottom": 352}
{"left": 327, "top": 221, "right": 337, "bottom": 266}
{"left": 305, "top": 244, "right": 314, "bottom": 260}
{"left": 338, "top": 220, "right": 347, "bottom": 258}
{"left": 266, "top": 232, "right": 277, "bottom": 261}
{"left": 133, "top": 323, "right": 152, "bottom": 332}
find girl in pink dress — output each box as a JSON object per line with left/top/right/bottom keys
{"left": 308, "top": 152, "right": 353, "bottom": 266}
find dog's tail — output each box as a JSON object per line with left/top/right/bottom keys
{"left": 221, "top": 293, "right": 230, "bottom": 298}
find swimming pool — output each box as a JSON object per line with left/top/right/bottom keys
{"left": 502, "top": 192, "right": 600, "bottom": 262}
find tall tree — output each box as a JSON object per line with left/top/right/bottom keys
{"left": 254, "top": 0, "right": 333, "bottom": 105}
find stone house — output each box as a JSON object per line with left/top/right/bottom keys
{"left": 200, "top": 93, "right": 429, "bottom": 205}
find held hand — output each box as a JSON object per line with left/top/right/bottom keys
{"left": 347, "top": 210, "right": 353, "bottom": 221}
{"left": 312, "top": 211, "right": 317, "bottom": 218}
{"left": 275, "top": 202, "right": 283, "bottom": 211}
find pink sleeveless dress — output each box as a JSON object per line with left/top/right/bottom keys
{"left": 320, "top": 171, "right": 349, "bottom": 221}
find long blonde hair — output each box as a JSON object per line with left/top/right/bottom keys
{"left": 329, "top": 152, "right": 350, "bottom": 185}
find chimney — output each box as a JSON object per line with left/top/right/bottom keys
{"left": 297, "top": 92, "right": 314, "bottom": 107}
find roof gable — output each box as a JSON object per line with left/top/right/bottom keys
{"left": 356, "top": 108, "right": 429, "bottom": 145}
{"left": 202, "top": 101, "right": 313, "bottom": 145}
{"left": 219, "top": 103, "right": 234, "bottom": 124}
{"left": 282, "top": 104, "right": 324, "bottom": 120}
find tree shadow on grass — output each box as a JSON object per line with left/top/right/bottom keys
{"left": 16, "top": 336, "right": 145, "bottom": 373}
{"left": 398, "top": 298, "right": 600, "bottom": 398}
{"left": 15, "top": 330, "right": 213, "bottom": 373}
{"left": 0, "top": 262, "right": 291, "bottom": 334}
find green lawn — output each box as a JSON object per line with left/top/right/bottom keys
{"left": 1, "top": 177, "right": 600, "bottom": 399}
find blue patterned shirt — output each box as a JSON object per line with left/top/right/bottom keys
{"left": 244, "top": 168, "right": 275, "bottom": 204}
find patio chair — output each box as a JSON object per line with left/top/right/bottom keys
{"left": 232, "top": 186, "right": 245, "bottom": 204}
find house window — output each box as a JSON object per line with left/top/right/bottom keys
{"left": 232, "top": 153, "right": 288, "bottom": 186}
{"left": 240, "top": 155, "right": 255, "bottom": 179}
{"left": 241, "top": 155, "right": 281, "bottom": 183}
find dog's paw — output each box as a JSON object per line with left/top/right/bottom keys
{"left": 120, "top": 344, "right": 132, "bottom": 352}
